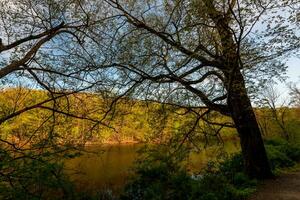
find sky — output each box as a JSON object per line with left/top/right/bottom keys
{"left": 287, "top": 57, "right": 300, "bottom": 83}
{"left": 253, "top": 4, "right": 300, "bottom": 101}
{"left": 277, "top": 57, "right": 300, "bottom": 99}
{"left": 0, "top": 0, "right": 298, "bottom": 103}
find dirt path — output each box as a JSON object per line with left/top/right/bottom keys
{"left": 249, "top": 171, "right": 300, "bottom": 200}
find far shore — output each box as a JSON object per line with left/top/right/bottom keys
{"left": 84, "top": 140, "right": 142, "bottom": 146}
{"left": 83, "top": 136, "right": 240, "bottom": 146}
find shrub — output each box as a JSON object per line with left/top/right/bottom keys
{"left": 265, "top": 144, "right": 295, "bottom": 169}
{"left": 120, "top": 143, "right": 196, "bottom": 200}
{"left": 264, "top": 137, "right": 288, "bottom": 146}
{"left": 75, "top": 189, "right": 117, "bottom": 200}
{"left": 218, "top": 153, "right": 244, "bottom": 180}
{"left": 191, "top": 173, "right": 246, "bottom": 200}
{"left": 284, "top": 143, "right": 300, "bottom": 161}
{"left": 120, "top": 156, "right": 192, "bottom": 200}
{"left": 121, "top": 148, "right": 256, "bottom": 200}
{"left": 121, "top": 138, "right": 300, "bottom": 200}
{"left": 265, "top": 138, "right": 300, "bottom": 169}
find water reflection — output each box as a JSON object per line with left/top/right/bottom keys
{"left": 66, "top": 144, "right": 139, "bottom": 192}
{"left": 65, "top": 141, "right": 240, "bottom": 192}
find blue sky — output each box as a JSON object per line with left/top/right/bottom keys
{"left": 277, "top": 57, "right": 300, "bottom": 98}
{"left": 287, "top": 57, "right": 300, "bottom": 82}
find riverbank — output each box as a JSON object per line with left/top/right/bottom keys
{"left": 84, "top": 140, "right": 141, "bottom": 146}
{"left": 83, "top": 135, "right": 240, "bottom": 146}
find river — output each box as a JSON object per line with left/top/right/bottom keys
{"left": 65, "top": 141, "right": 240, "bottom": 193}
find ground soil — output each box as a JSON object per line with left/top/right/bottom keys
{"left": 249, "top": 171, "right": 300, "bottom": 200}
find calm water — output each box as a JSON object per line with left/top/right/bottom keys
{"left": 65, "top": 141, "right": 240, "bottom": 192}
{"left": 65, "top": 144, "right": 139, "bottom": 192}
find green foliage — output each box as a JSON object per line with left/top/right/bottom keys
{"left": 120, "top": 144, "right": 192, "bottom": 200}
{"left": 218, "top": 154, "right": 244, "bottom": 180}
{"left": 0, "top": 152, "right": 74, "bottom": 199}
{"left": 283, "top": 143, "right": 300, "bottom": 161}
{"left": 256, "top": 107, "right": 300, "bottom": 140}
{"left": 265, "top": 144, "right": 295, "bottom": 169}
{"left": 266, "top": 138, "right": 300, "bottom": 161}
{"left": 0, "top": 145, "right": 119, "bottom": 200}
{"left": 121, "top": 138, "right": 300, "bottom": 200}
{"left": 1, "top": 88, "right": 300, "bottom": 199}
{"left": 0, "top": 88, "right": 235, "bottom": 144}
{"left": 70, "top": 190, "right": 117, "bottom": 200}
{"left": 121, "top": 145, "right": 256, "bottom": 200}
{"left": 265, "top": 138, "right": 300, "bottom": 170}
{"left": 191, "top": 172, "right": 256, "bottom": 200}
{"left": 265, "top": 137, "right": 288, "bottom": 146}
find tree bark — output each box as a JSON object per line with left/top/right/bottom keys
{"left": 227, "top": 70, "right": 273, "bottom": 179}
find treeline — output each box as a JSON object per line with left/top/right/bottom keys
{"left": 1, "top": 88, "right": 300, "bottom": 146}
{"left": 0, "top": 88, "right": 233, "bottom": 145}
{"left": 1, "top": 88, "right": 300, "bottom": 199}
{"left": 255, "top": 107, "right": 300, "bottom": 141}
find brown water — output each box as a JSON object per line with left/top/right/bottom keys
{"left": 65, "top": 144, "right": 139, "bottom": 192}
{"left": 65, "top": 141, "right": 240, "bottom": 192}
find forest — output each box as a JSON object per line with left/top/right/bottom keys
{"left": 0, "top": 0, "right": 300, "bottom": 199}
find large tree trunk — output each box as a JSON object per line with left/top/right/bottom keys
{"left": 227, "top": 70, "right": 273, "bottom": 179}
{"left": 201, "top": 0, "right": 273, "bottom": 179}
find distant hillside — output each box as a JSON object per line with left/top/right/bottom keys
{"left": 1, "top": 88, "right": 299, "bottom": 146}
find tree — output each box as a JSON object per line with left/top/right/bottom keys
{"left": 0, "top": 0, "right": 116, "bottom": 130}
{"left": 290, "top": 83, "right": 300, "bottom": 107}
{"left": 0, "top": 1, "right": 116, "bottom": 196}
{"left": 257, "top": 83, "right": 290, "bottom": 140}
{"left": 1, "top": 0, "right": 299, "bottom": 180}
{"left": 80, "top": 0, "right": 299, "bottom": 179}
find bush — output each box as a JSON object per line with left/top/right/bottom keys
{"left": 0, "top": 148, "right": 75, "bottom": 200}
{"left": 120, "top": 155, "right": 192, "bottom": 200}
{"left": 121, "top": 147, "right": 256, "bottom": 200}
{"left": 74, "top": 189, "right": 117, "bottom": 200}
{"left": 265, "top": 144, "right": 295, "bottom": 169}
{"left": 284, "top": 143, "right": 300, "bottom": 161}
{"left": 190, "top": 172, "right": 255, "bottom": 200}
{"left": 0, "top": 147, "right": 112, "bottom": 200}
{"left": 265, "top": 138, "right": 300, "bottom": 169}
{"left": 218, "top": 153, "right": 244, "bottom": 180}
{"left": 191, "top": 174, "right": 230, "bottom": 200}
{"left": 121, "top": 138, "right": 300, "bottom": 200}
{"left": 264, "top": 137, "right": 288, "bottom": 146}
